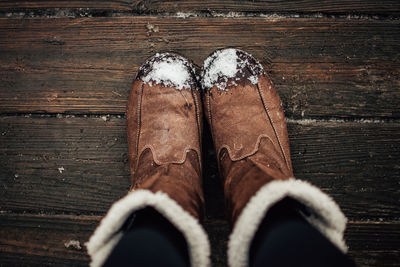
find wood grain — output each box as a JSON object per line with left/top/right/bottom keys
{"left": 0, "top": 0, "right": 399, "bottom": 16}
{"left": 0, "top": 17, "right": 399, "bottom": 118}
{"left": 0, "top": 214, "right": 398, "bottom": 267}
{"left": 1, "top": 3, "right": 398, "bottom": 266}
{"left": 0, "top": 116, "right": 398, "bottom": 221}
{"left": 0, "top": 214, "right": 95, "bottom": 267}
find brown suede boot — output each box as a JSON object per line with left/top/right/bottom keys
{"left": 202, "top": 48, "right": 347, "bottom": 267}
{"left": 88, "top": 53, "right": 210, "bottom": 267}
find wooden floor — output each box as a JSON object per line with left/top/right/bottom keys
{"left": 0, "top": 1, "right": 399, "bottom": 266}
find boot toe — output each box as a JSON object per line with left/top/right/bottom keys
{"left": 137, "top": 52, "right": 198, "bottom": 90}
{"left": 202, "top": 48, "right": 264, "bottom": 91}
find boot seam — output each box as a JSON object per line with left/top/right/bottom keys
{"left": 256, "top": 82, "right": 290, "bottom": 169}
{"left": 217, "top": 134, "right": 277, "bottom": 163}
{"left": 136, "top": 145, "right": 200, "bottom": 165}
{"left": 191, "top": 89, "right": 203, "bottom": 171}
{"left": 134, "top": 82, "right": 144, "bottom": 175}
{"left": 206, "top": 92, "right": 213, "bottom": 134}
{"left": 206, "top": 91, "right": 222, "bottom": 173}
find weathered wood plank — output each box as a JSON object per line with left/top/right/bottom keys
{"left": 0, "top": 116, "right": 130, "bottom": 215}
{"left": 0, "top": 116, "right": 399, "bottom": 221}
{"left": 0, "top": 0, "right": 399, "bottom": 16}
{"left": 346, "top": 251, "right": 400, "bottom": 267}
{"left": 0, "top": 214, "right": 398, "bottom": 267}
{"left": 345, "top": 222, "right": 400, "bottom": 267}
{"left": 126, "top": 0, "right": 400, "bottom": 16}
{"left": 0, "top": 214, "right": 95, "bottom": 267}
{"left": 0, "top": 17, "right": 399, "bottom": 118}
{"left": 0, "top": 0, "right": 134, "bottom": 13}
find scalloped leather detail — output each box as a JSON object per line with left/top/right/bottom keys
{"left": 206, "top": 74, "right": 291, "bottom": 171}
{"left": 127, "top": 80, "right": 202, "bottom": 176}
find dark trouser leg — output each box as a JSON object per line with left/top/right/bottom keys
{"left": 250, "top": 197, "right": 356, "bottom": 267}
{"left": 103, "top": 207, "right": 190, "bottom": 267}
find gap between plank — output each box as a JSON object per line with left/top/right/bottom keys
{"left": 0, "top": 10, "right": 398, "bottom": 21}
{"left": 1, "top": 113, "right": 399, "bottom": 124}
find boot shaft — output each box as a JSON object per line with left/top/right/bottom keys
{"left": 203, "top": 48, "right": 293, "bottom": 224}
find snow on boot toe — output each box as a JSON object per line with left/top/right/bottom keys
{"left": 137, "top": 52, "right": 198, "bottom": 90}
{"left": 201, "top": 48, "right": 264, "bottom": 91}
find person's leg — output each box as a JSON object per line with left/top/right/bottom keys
{"left": 249, "top": 198, "right": 356, "bottom": 267}
{"left": 202, "top": 48, "right": 351, "bottom": 267}
{"left": 87, "top": 53, "right": 210, "bottom": 267}
{"left": 104, "top": 207, "right": 190, "bottom": 267}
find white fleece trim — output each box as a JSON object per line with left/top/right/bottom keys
{"left": 228, "top": 179, "right": 348, "bottom": 267}
{"left": 86, "top": 190, "right": 210, "bottom": 267}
